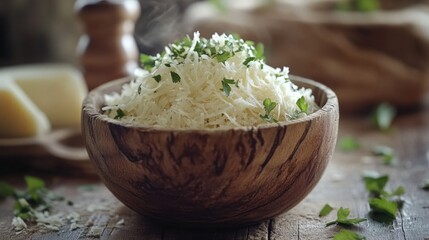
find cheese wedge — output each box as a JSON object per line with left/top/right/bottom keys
{"left": 0, "top": 64, "right": 88, "bottom": 128}
{"left": 0, "top": 77, "right": 51, "bottom": 138}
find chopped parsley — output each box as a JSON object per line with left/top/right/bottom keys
{"left": 326, "top": 207, "right": 367, "bottom": 227}
{"left": 339, "top": 136, "right": 360, "bottom": 151}
{"left": 296, "top": 96, "right": 309, "bottom": 114}
{"left": 243, "top": 43, "right": 264, "bottom": 67}
{"left": 260, "top": 98, "right": 278, "bottom": 123}
{"left": 209, "top": 0, "right": 228, "bottom": 13}
{"left": 137, "top": 84, "right": 142, "bottom": 94}
{"left": 363, "top": 174, "right": 389, "bottom": 197}
{"left": 243, "top": 57, "right": 256, "bottom": 67}
{"left": 368, "top": 198, "right": 398, "bottom": 220}
{"left": 153, "top": 75, "right": 161, "bottom": 83}
{"left": 0, "top": 181, "right": 14, "bottom": 199}
{"left": 0, "top": 176, "right": 64, "bottom": 222}
{"left": 216, "top": 51, "right": 234, "bottom": 63}
{"left": 170, "top": 71, "right": 181, "bottom": 83}
{"left": 319, "top": 204, "right": 334, "bottom": 217}
{"left": 421, "top": 179, "right": 429, "bottom": 190}
{"left": 114, "top": 108, "right": 126, "bottom": 119}
{"left": 333, "top": 229, "right": 366, "bottom": 240}
{"left": 255, "top": 43, "right": 264, "bottom": 60}
{"left": 372, "top": 145, "right": 396, "bottom": 165}
{"left": 336, "top": 0, "right": 379, "bottom": 12}
{"left": 372, "top": 103, "right": 396, "bottom": 131}
{"left": 140, "top": 54, "right": 156, "bottom": 72}
{"left": 140, "top": 33, "right": 267, "bottom": 72}
{"left": 362, "top": 172, "right": 405, "bottom": 223}
{"left": 220, "top": 78, "right": 239, "bottom": 97}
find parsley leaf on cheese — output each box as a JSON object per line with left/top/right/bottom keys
{"left": 296, "top": 96, "right": 309, "bottom": 114}
{"left": 260, "top": 98, "right": 278, "bottom": 123}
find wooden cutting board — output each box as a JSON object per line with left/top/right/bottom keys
{"left": 0, "top": 128, "right": 96, "bottom": 175}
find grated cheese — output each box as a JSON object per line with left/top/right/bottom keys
{"left": 103, "top": 32, "right": 318, "bottom": 129}
{"left": 12, "top": 217, "right": 27, "bottom": 232}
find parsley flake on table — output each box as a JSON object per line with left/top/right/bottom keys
{"left": 326, "top": 207, "right": 367, "bottom": 227}
{"left": 0, "top": 181, "right": 15, "bottom": 199}
{"left": 422, "top": 179, "right": 429, "bottom": 190}
{"left": 368, "top": 198, "right": 398, "bottom": 220}
{"left": 339, "top": 136, "right": 360, "bottom": 151}
{"left": 362, "top": 172, "right": 405, "bottom": 223}
{"left": 1, "top": 176, "right": 64, "bottom": 222}
{"left": 372, "top": 102, "right": 396, "bottom": 131}
{"left": 372, "top": 145, "right": 396, "bottom": 165}
{"left": 319, "top": 203, "right": 334, "bottom": 217}
{"left": 363, "top": 174, "right": 389, "bottom": 197}
{"left": 333, "top": 229, "right": 366, "bottom": 240}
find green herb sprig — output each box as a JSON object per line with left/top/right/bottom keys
{"left": 372, "top": 103, "right": 396, "bottom": 131}
{"left": 0, "top": 176, "right": 64, "bottom": 222}
{"left": 320, "top": 205, "right": 366, "bottom": 239}
{"left": 326, "top": 207, "right": 367, "bottom": 227}
{"left": 339, "top": 136, "right": 360, "bottom": 151}
{"left": 333, "top": 229, "right": 366, "bottom": 240}
{"left": 220, "top": 78, "right": 239, "bottom": 96}
{"left": 153, "top": 75, "right": 161, "bottom": 83}
{"left": 114, "top": 108, "right": 126, "bottom": 119}
{"left": 422, "top": 179, "right": 429, "bottom": 190}
{"left": 362, "top": 172, "right": 405, "bottom": 223}
{"left": 296, "top": 96, "right": 309, "bottom": 114}
{"left": 260, "top": 98, "right": 278, "bottom": 123}
{"left": 336, "top": 0, "right": 380, "bottom": 12}
{"left": 319, "top": 203, "right": 334, "bottom": 217}
{"left": 372, "top": 145, "right": 396, "bottom": 165}
{"left": 170, "top": 71, "right": 181, "bottom": 83}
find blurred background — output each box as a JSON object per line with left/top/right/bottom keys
{"left": 0, "top": 0, "right": 200, "bottom": 67}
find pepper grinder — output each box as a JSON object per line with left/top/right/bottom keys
{"left": 75, "top": 0, "right": 140, "bottom": 90}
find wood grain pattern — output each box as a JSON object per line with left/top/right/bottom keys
{"left": 81, "top": 76, "right": 339, "bottom": 227}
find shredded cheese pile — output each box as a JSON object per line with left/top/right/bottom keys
{"left": 103, "top": 32, "right": 318, "bottom": 129}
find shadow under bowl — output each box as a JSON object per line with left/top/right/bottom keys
{"left": 82, "top": 75, "right": 339, "bottom": 228}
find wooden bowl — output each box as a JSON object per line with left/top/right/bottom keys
{"left": 82, "top": 75, "right": 339, "bottom": 227}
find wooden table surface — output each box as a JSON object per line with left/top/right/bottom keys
{"left": 1, "top": 106, "right": 429, "bottom": 240}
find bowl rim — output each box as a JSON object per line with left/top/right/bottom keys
{"left": 82, "top": 75, "right": 338, "bottom": 133}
